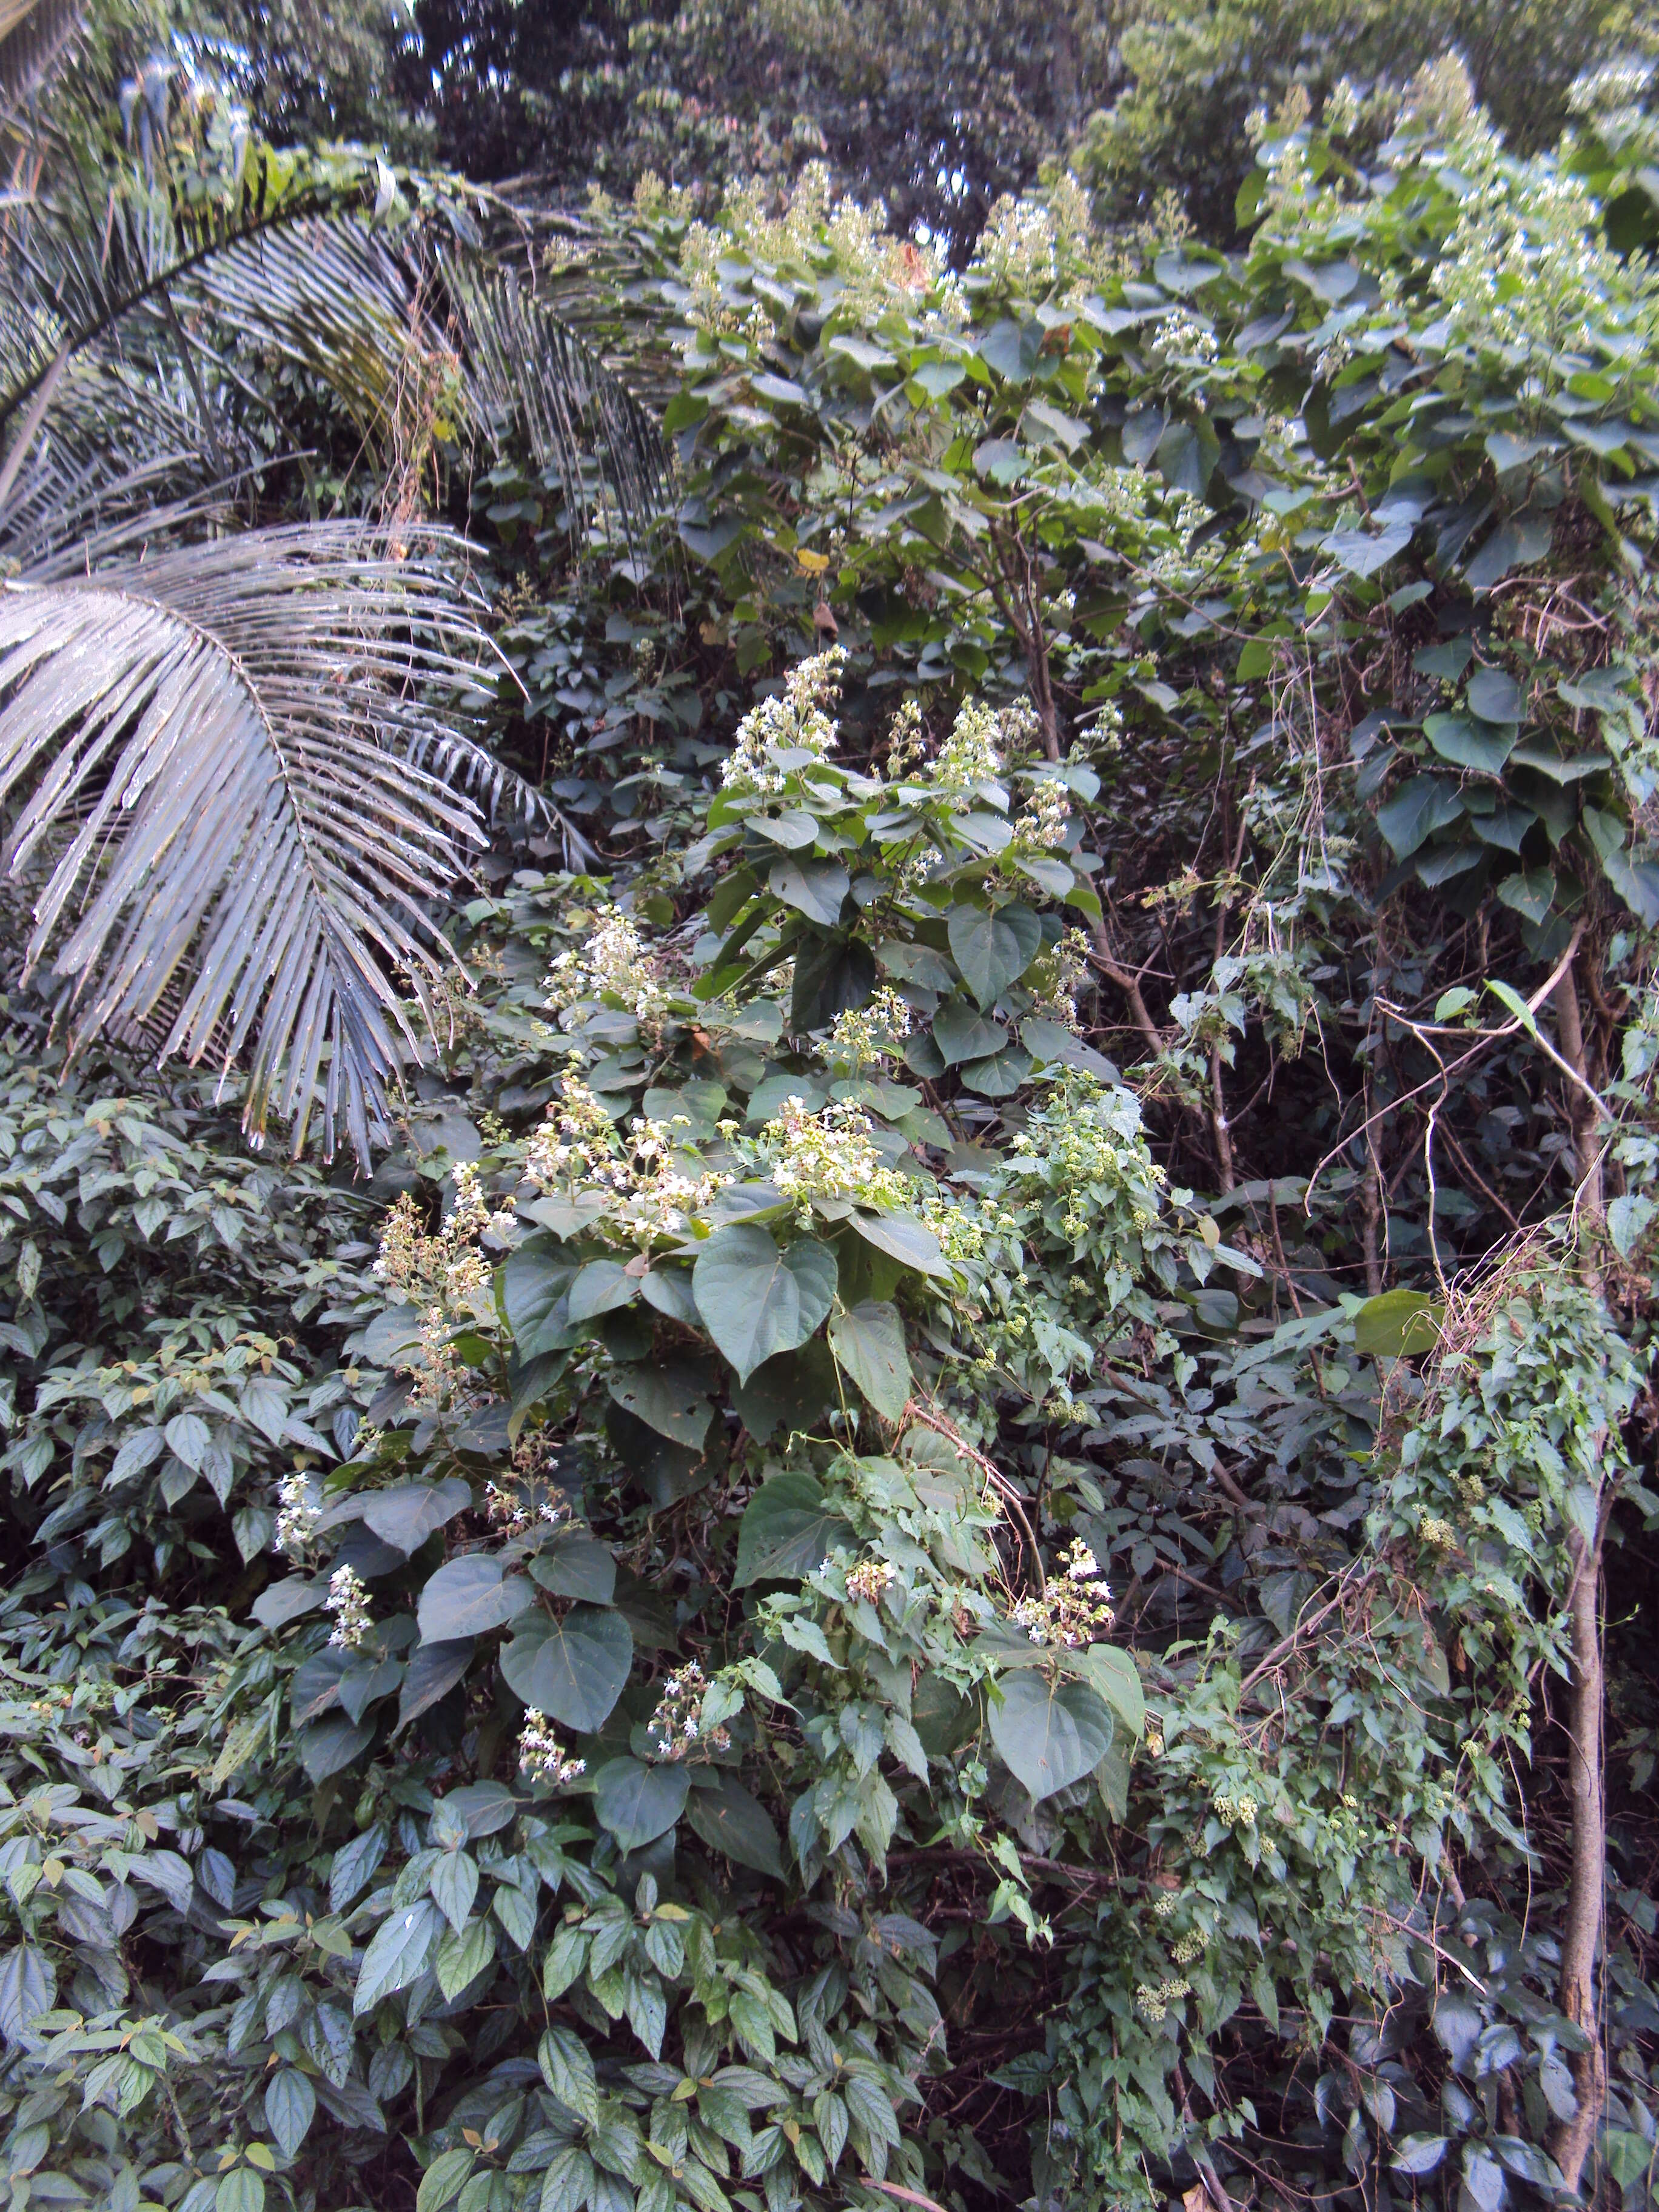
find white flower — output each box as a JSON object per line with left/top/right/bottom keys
{"left": 518, "top": 1712, "right": 585, "bottom": 1787}
{"left": 845, "top": 1557, "right": 897, "bottom": 1604}
{"left": 273, "top": 1471, "right": 319, "bottom": 1557}
{"left": 325, "top": 1564, "right": 371, "bottom": 1651}
{"left": 722, "top": 649, "right": 845, "bottom": 794}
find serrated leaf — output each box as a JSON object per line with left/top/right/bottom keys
{"left": 354, "top": 1899, "right": 441, "bottom": 2014}
{"left": 264, "top": 2068, "right": 316, "bottom": 2158}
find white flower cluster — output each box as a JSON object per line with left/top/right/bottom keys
{"left": 273, "top": 1470, "right": 318, "bottom": 1557}
{"left": 518, "top": 1711, "right": 586, "bottom": 1787}
{"left": 1030, "top": 927, "right": 1092, "bottom": 1034}
{"left": 525, "top": 1071, "right": 629, "bottom": 1193}
{"left": 545, "top": 910, "right": 668, "bottom": 1026}
{"left": 1135, "top": 1976, "right": 1191, "bottom": 2024}
{"left": 844, "top": 1557, "right": 896, "bottom": 1604}
{"left": 1009, "top": 1538, "right": 1114, "bottom": 1648}
{"left": 645, "top": 1661, "right": 731, "bottom": 1763}
{"left": 762, "top": 1096, "right": 914, "bottom": 1218}
{"left": 977, "top": 193, "right": 1059, "bottom": 291}
{"left": 1147, "top": 309, "right": 1218, "bottom": 369}
{"left": 721, "top": 648, "right": 845, "bottom": 794}
{"left": 524, "top": 1077, "right": 730, "bottom": 1247}
{"left": 373, "top": 1164, "right": 508, "bottom": 1410}
{"left": 930, "top": 700, "right": 1005, "bottom": 799}
{"left": 828, "top": 986, "right": 913, "bottom": 1070}
{"left": 1013, "top": 782, "right": 1073, "bottom": 853}
{"left": 1212, "top": 1790, "right": 1258, "bottom": 1829}
{"left": 326, "top": 1564, "right": 371, "bottom": 1651}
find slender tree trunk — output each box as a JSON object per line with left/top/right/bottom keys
{"left": 1550, "top": 1523, "right": 1607, "bottom": 2196}
{"left": 1554, "top": 956, "right": 1604, "bottom": 1223}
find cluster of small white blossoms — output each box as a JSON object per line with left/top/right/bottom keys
{"left": 374, "top": 1164, "right": 508, "bottom": 1408}
{"left": 720, "top": 648, "right": 845, "bottom": 795}
{"left": 484, "top": 1479, "right": 568, "bottom": 1532}
{"left": 622, "top": 1117, "right": 733, "bottom": 1247}
{"left": 1013, "top": 781, "right": 1073, "bottom": 853}
{"left": 273, "top": 1471, "right": 319, "bottom": 1557}
{"left": 843, "top": 1557, "right": 897, "bottom": 1604}
{"left": 545, "top": 909, "right": 668, "bottom": 1026}
{"left": 828, "top": 986, "right": 913, "bottom": 1070}
{"left": 326, "top": 1564, "right": 371, "bottom": 1651}
{"left": 928, "top": 700, "right": 1019, "bottom": 800}
{"left": 525, "top": 1071, "right": 628, "bottom": 1193}
{"left": 1212, "top": 1789, "right": 1258, "bottom": 1829}
{"left": 645, "top": 1662, "right": 731, "bottom": 1763}
{"left": 1419, "top": 1515, "right": 1456, "bottom": 1550}
{"left": 762, "top": 1097, "right": 913, "bottom": 1220}
{"left": 518, "top": 1711, "right": 585, "bottom": 1787}
{"left": 1006, "top": 1085, "right": 1162, "bottom": 1245}
{"left": 1147, "top": 309, "right": 1218, "bottom": 370}
{"left": 523, "top": 1076, "right": 730, "bottom": 1244}
{"left": 1030, "top": 928, "right": 1092, "bottom": 1034}
{"left": 1010, "top": 1538, "right": 1114, "bottom": 1649}
{"left": 1135, "top": 1976, "right": 1192, "bottom": 2025}
{"left": 1171, "top": 1930, "right": 1205, "bottom": 1966}
{"left": 977, "top": 192, "right": 1060, "bottom": 292}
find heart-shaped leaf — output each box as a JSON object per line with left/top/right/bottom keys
{"left": 989, "top": 1672, "right": 1114, "bottom": 1801}
{"left": 693, "top": 1224, "right": 837, "bottom": 1383}
{"left": 947, "top": 900, "right": 1041, "bottom": 1008}
{"left": 499, "top": 1605, "right": 633, "bottom": 1732}
{"left": 591, "top": 1757, "right": 690, "bottom": 1853}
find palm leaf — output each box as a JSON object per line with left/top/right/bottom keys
{"left": 0, "top": 523, "right": 494, "bottom": 1161}
{"left": 0, "top": 0, "right": 83, "bottom": 119}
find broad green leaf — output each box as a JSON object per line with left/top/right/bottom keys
{"left": 692, "top": 1224, "right": 837, "bottom": 1384}
{"left": 1467, "top": 667, "right": 1524, "bottom": 722}
{"left": 417, "top": 1557, "right": 533, "bottom": 1644}
{"left": 932, "top": 1000, "right": 1007, "bottom": 1065}
{"left": 531, "top": 1537, "right": 617, "bottom": 1605}
{"left": 592, "top": 1757, "right": 691, "bottom": 1852}
{"left": 568, "top": 1259, "right": 637, "bottom": 1323}
{"left": 847, "top": 1208, "right": 945, "bottom": 1277}
{"left": 685, "top": 1772, "right": 786, "bottom": 1877}
{"left": 734, "top": 1470, "right": 854, "bottom": 1587}
{"left": 827, "top": 1301, "right": 911, "bottom": 1420}
{"left": 1353, "top": 1289, "right": 1444, "bottom": 1358}
{"left": 417, "top": 2149, "right": 478, "bottom": 2212}
{"left": 500, "top": 1605, "right": 633, "bottom": 1732}
{"left": 435, "top": 1913, "right": 497, "bottom": 2000}
{"left": 1423, "top": 714, "right": 1514, "bottom": 774}
{"left": 354, "top": 1898, "right": 441, "bottom": 2014}
{"left": 264, "top": 2068, "right": 316, "bottom": 2157}
{"left": 947, "top": 900, "right": 1041, "bottom": 1009}
{"left": 1074, "top": 1645, "right": 1145, "bottom": 1735}
{"left": 1375, "top": 777, "right": 1464, "bottom": 859}
{"left": 768, "top": 856, "right": 848, "bottom": 925}
{"left": 989, "top": 1672, "right": 1114, "bottom": 1802}
{"left": 538, "top": 2024, "right": 600, "bottom": 2125}
{"left": 398, "top": 1640, "right": 474, "bottom": 1730}
{"left": 329, "top": 1826, "right": 389, "bottom": 1914}
{"left": 429, "top": 1848, "right": 479, "bottom": 1934}
{"left": 363, "top": 1477, "right": 471, "bottom": 1555}
{"left": 217, "top": 2174, "right": 266, "bottom": 2212}
{"left": 606, "top": 1362, "right": 714, "bottom": 1448}
{"left": 501, "top": 1240, "right": 574, "bottom": 1359}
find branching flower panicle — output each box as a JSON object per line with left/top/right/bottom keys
{"left": 829, "top": 987, "right": 913, "bottom": 1070}
{"left": 545, "top": 910, "right": 668, "bottom": 1026}
{"left": 518, "top": 1712, "right": 585, "bottom": 1787}
{"left": 721, "top": 648, "right": 845, "bottom": 794}
{"left": 273, "top": 1470, "right": 318, "bottom": 1556}
{"left": 326, "top": 1564, "right": 370, "bottom": 1651}
{"left": 762, "top": 1097, "right": 913, "bottom": 1218}
{"left": 1009, "top": 1537, "right": 1114, "bottom": 1648}
{"left": 845, "top": 1557, "right": 897, "bottom": 1604}
{"left": 645, "top": 1662, "right": 731, "bottom": 1763}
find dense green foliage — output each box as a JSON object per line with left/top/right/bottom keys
{"left": 2, "top": 8, "right": 1659, "bottom": 2212}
